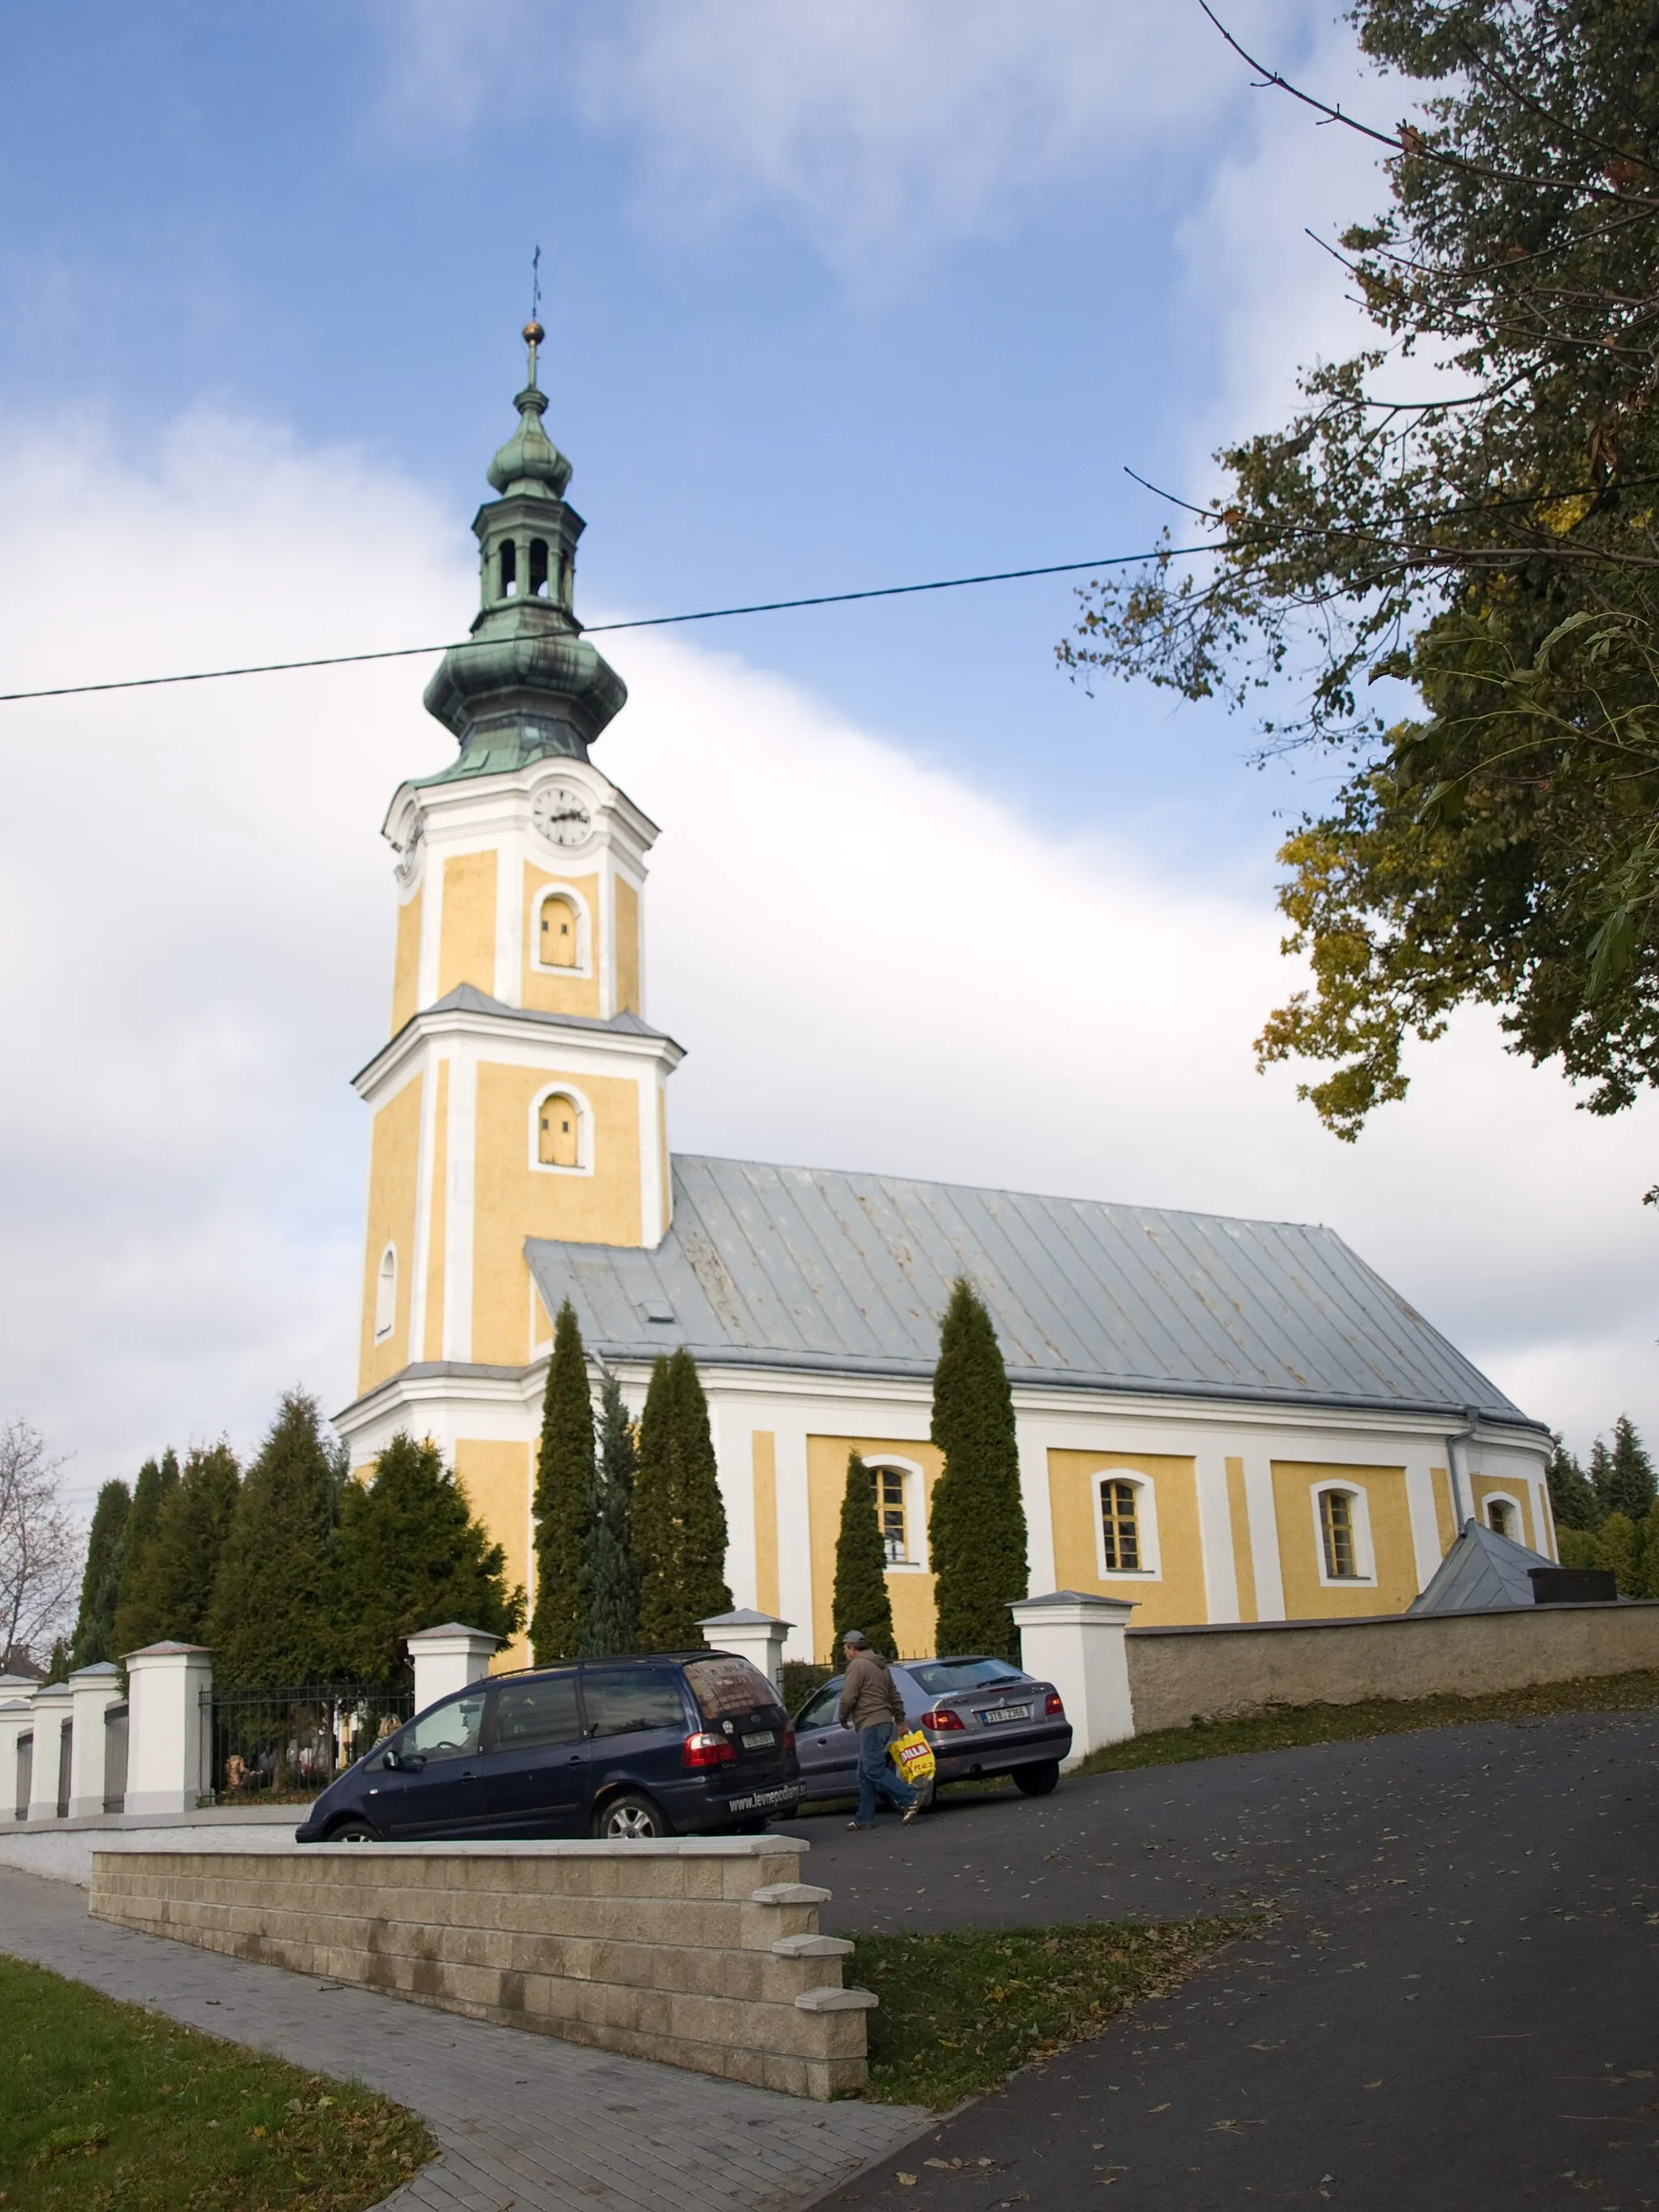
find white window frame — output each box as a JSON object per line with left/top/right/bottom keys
{"left": 864, "top": 1455, "right": 928, "bottom": 1572}
{"left": 1311, "top": 1480, "right": 1375, "bottom": 1586}
{"left": 373, "top": 1243, "right": 397, "bottom": 1343}
{"left": 1090, "top": 1469, "right": 1161, "bottom": 1580}
{"left": 1484, "top": 1491, "right": 1522, "bottom": 1541}
{"left": 529, "top": 1083, "right": 594, "bottom": 1177}
{"left": 530, "top": 883, "right": 593, "bottom": 977}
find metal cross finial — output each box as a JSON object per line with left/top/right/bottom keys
{"left": 522, "top": 245, "right": 544, "bottom": 389}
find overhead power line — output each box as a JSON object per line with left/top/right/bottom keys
{"left": 0, "top": 543, "right": 1215, "bottom": 706}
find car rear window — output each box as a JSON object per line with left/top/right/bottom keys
{"left": 685, "top": 1655, "right": 783, "bottom": 1721}
{"left": 581, "top": 1666, "right": 686, "bottom": 1738}
{"left": 494, "top": 1672, "right": 582, "bottom": 1749}
{"left": 906, "top": 1659, "right": 1027, "bottom": 1694}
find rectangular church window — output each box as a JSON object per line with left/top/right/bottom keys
{"left": 1099, "top": 1479, "right": 1141, "bottom": 1573}
{"left": 1320, "top": 1489, "right": 1357, "bottom": 1578}
{"left": 868, "top": 1466, "right": 908, "bottom": 1563}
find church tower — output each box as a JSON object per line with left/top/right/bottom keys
{"left": 347, "top": 322, "right": 681, "bottom": 1430}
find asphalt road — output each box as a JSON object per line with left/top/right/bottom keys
{"left": 777, "top": 1706, "right": 1659, "bottom": 2211}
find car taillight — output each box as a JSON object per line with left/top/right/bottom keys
{"left": 683, "top": 1731, "right": 736, "bottom": 1769}
{"left": 1044, "top": 1692, "right": 1064, "bottom": 1717}
{"left": 920, "top": 1708, "right": 964, "bottom": 1731}
{"left": 783, "top": 1729, "right": 795, "bottom": 1753}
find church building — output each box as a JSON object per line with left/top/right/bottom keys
{"left": 334, "top": 328, "right": 1557, "bottom": 1668}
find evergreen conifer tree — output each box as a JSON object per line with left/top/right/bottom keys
{"left": 333, "top": 1434, "right": 523, "bottom": 1687}
{"left": 1546, "top": 1436, "right": 1601, "bottom": 1535}
{"left": 45, "top": 1637, "right": 70, "bottom": 1683}
{"left": 530, "top": 1301, "right": 595, "bottom": 1664}
{"left": 580, "top": 1375, "right": 641, "bottom": 1657}
{"left": 207, "top": 1393, "right": 339, "bottom": 1688}
{"left": 633, "top": 1348, "right": 731, "bottom": 1650}
{"left": 1603, "top": 1416, "right": 1657, "bottom": 1522}
{"left": 928, "top": 1279, "right": 1028, "bottom": 1660}
{"left": 143, "top": 1444, "right": 241, "bottom": 1646}
{"left": 111, "top": 1450, "right": 181, "bottom": 1659}
{"left": 832, "top": 1453, "right": 896, "bottom": 1659}
{"left": 70, "top": 1479, "right": 130, "bottom": 1668}
{"left": 1634, "top": 1503, "right": 1659, "bottom": 1602}
{"left": 1556, "top": 1527, "right": 1599, "bottom": 1573}
{"left": 1593, "top": 1510, "right": 1640, "bottom": 1597}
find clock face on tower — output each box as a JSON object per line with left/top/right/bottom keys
{"left": 531, "top": 781, "right": 593, "bottom": 848}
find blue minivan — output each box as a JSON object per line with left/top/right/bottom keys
{"left": 295, "top": 1652, "right": 802, "bottom": 1843}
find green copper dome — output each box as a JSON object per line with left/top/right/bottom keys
{"left": 420, "top": 331, "right": 625, "bottom": 779}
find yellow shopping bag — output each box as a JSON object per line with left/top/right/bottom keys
{"left": 888, "top": 1727, "right": 936, "bottom": 1786}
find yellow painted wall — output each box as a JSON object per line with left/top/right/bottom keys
{"left": 454, "top": 1438, "right": 532, "bottom": 1672}
{"left": 805, "top": 1435, "right": 944, "bottom": 1663}
{"left": 356, "top": 1072, "right": 423, "bottom": 1394}
{"left": 752, "top": 1433, "right": 780, "bottom": 1617}
{"left": 437, "top": 850, "right": 498, "bottom": 998}
{"left": 1472, "top": 1474, "right": 1537, "bottom": 1552}
{"left": 615, "top": 876, "right": 641, "bottom": 1013}
{"left": 1047, "top": 1450, "right": 1207, "bottom": 1625}
{"left": 420, "top": 1061, "right": 450, "bottom": 1361}
{"left": 471, "top": 1062, "right": 643, "bottom": 1364}
{"left": 522, "top": 865, "right": 601, "bottom": 1017}
{"left": 1430, "top": 1466, "right": 1456, "bottom": 1555}
{"left": 1225, "top": 1457, "right": 1257, "bottom": 1623}
{"left": 1272, "top": 1461, "right": 1418, "bottom": 1617}
{"left": 390, "top": 885, "right": 422, "bottom": 1036}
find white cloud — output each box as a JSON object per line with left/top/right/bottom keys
{"left": 370, "top": 0, "right": 1337, "bottom": 274}
{"left": 0, "top": 405, "right": 1652, "bottom": 1528}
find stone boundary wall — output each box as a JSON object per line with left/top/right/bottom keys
{"left": 89, "top": 1837, "right": 876, "bottom": 2099}
{"left": 1125, "top": 1599, "right": 1659, "bottom": 1736}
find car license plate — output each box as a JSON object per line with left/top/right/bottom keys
{"left": 979, "top": 1703, "right": 1032, "bottom": 1724}
{"left": 740, "top": 1729, "right": 777, "bottom": 1750}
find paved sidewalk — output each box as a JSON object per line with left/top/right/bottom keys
{"left": 0, "top": 1865, "right": 928, "bottom": 2212}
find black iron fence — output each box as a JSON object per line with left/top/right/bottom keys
{"left": 204, "top": 1682, "right": 413, "bottom": 1804}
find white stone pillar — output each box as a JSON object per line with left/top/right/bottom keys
{"left": 125, "top": 1642, "right": 213, "bottom": 1816}
{"left": 1010, "top": 1591, "right": 1137, "bottom": 1767}
{"left": 67, "top": 1663, "right": 125, "bottom": 1818}
{"left": 697, "top": 1609, "right": 794, "bottom": 1692}
{"left": 405, "top": 1623, "right": 502, "bottom": 1715}
{"left": 25, "top": 1684, "right": 74, "bottom": 1819}
{"left": 0, "top": 1694, "right": 36, "bottom": 1824}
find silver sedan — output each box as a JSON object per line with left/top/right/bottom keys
{"left": 791, "top": 1654, "right": 1073, "bottom": 1808}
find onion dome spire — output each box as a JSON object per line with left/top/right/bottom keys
{"left": 420, "top": 318, "right": 625, "bottom": 779}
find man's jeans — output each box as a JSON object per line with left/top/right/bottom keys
{"left": 855, "top": 1721, "right": 918, "bottom": 1824}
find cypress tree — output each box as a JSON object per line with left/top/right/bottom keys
{"left": 112, "top": 1450, "right": 181, "bottom": 1659}
{"left": 45, "top": 1637, "right": 70, "bottom": 1684}
{"left": 1593, "top": 1510, "right": 1640, "bottom": 1597}
{"left": 207, "top": 1393, "right": 339, "bottom": 1688}
{"left": 145, "top": 1444, "right": 241, "bottom": 1645}
{"left": 1546, "top": 1435, "right": 1601, "bottom": 1535}
{"left": 530, "top": 1300, "right": 595, "bottom": 1664}
{"left": 581, "top": 1374, "right": 641, "bottom": 1658}
{"left": 70, "top": 1479, "right": 130, "bottom": 1668}
{"left": 928, "top": 1279, "right": 1028, "bottom": 1661}
{"left": 832, "top": 1453, "right": 896, "bottom": 1660}
{"left": 633, "top": 1348, "right": 731, "bottom": 1650}
{"left": 332, "top": 1433, "right": 523, "bottom": 1688}
{"left": 1602, "top": 1416, "right": 1657, "bottom": 1522}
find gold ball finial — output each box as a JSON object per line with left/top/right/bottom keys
{"left": 523, "top": 319, "right": 545, "bottom": 347}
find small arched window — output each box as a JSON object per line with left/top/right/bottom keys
{"left": 1099, "top": 1479, "right": 1141, "bottom": 1573}
{"left": 1486, "top": 1496, "right": 1518, "bottom": 1539}
{"left": 529, "top": 538, "right": 550, "bottom": 597}
{"left": 1320, "top": 1488, "right": 1358, "bottom": 1579}
{"left": 374, "top": 1245, "right": 397, "bottom": 1341}
{"left": 539, "top": 895, "right": 578, "bottom": 968}
{"left": 538, "top": 1095, "right": 580, "bottom": 1168}
{"left": 499, "top": 540, "right": 518, "bottom": 597}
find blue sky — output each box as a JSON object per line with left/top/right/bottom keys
{"left": 3, "top": 2, "right": 1656, "bottom": 1511}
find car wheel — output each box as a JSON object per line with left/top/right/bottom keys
{"left": 1013, "top": 1761, "right": 1061, "bottom": 1797}
{"left": 593, "top": 1791, "right": 668, "bottom": 1840}
{"left": 328, "top": 1817, "right": 381, "bottom": 1842}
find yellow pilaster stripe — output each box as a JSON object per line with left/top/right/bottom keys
{"left": 752, "top": 1432, "right": 780, "bottom": 1617}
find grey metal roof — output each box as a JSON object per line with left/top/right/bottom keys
{"left": 524, "top": 1154, "right": 1536, "bottom": 1427}
{"left": 424, "top": 983, "right": 674, "bottom": 1041}
{"left": 1407, "top": 1518, "right": 1554, "bottom": 1613}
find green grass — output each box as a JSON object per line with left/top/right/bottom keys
{"left": 1070, "top": 1664, "right": 1659, "bottom": 1779}
{"left": 851, "top": 1918, "right": 1243, "bottom": 2109}
{"left": 0, "top": 1955, "right": 434, "bottom": 2211}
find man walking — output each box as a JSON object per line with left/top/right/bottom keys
{"left": 837, "top": 1629, "right": 919, "bottom": 1830}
